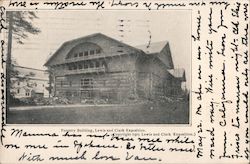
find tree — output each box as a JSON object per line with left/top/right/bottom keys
{"left": 45, "top": 70, "right": 54, "bottom": 98}
{"left": 6, "top": 11, "right": 40, "bottom": 109}
{"left": 6, "top": 11, "right": 40, "bottom": 44}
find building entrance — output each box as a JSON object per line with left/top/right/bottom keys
{"left": 80, "top": 78, "right": 93, "bottom": 100}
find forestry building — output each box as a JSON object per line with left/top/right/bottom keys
{"left": 44, "top": 33, "right": 186, "bottom": 103}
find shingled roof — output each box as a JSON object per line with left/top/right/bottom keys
{"left": 136, "top": 40, "right": 174, "bottom": 69}
{"left": 44, "top": 33, "right": 142, "bottom": 66}
{"left": 44, "top": 33, "right": 176, "bottom": 70}
{"left": 135, "top": 41, "right": 169, "bottom": 54}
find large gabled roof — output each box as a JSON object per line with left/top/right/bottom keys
{"left": 44, "top": 33, "right": 142, "bottom": 66}
{"left": 44, "top": 33, "right": 176, "bottom": 70}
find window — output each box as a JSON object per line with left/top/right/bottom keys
{"left": 74, "top": 53, "right": 78, "bottom": 58}
{"left": 79, "top": 64, "right": 82, "bottom": 69}
{"left": 68, "top": 55, "right": 73, "bottom": 59}
{"left": 90, "top": 62, "right": 94, "bottom": 68}
{"left": 81, "top": 78, "right": 93, "bottom": 88}
{"left": 60, "top": 81, "right": 63, "bottom": 87}
{"left": 25, "top": 92, "right": 30, "bottom": 96}
{"left": 84, "top": 79, "right": 89, "bottom": 85}
{"left": 96, "top": 49, "right": 101, "bottom": 54}
{"left": 73, "top": 65, "right": 77, "bottom": 70}
{"left": 69, "top": 81, "right": 72, "bottom": 87}
{"left": 17, "top": 89, "right": 20, "bottom": 94}
{"left": 17, "top": 82, "right": 20, "bottom": 86}
{"left": 84, "top": 63, "right": 88, "bottom": 69}
{"left": 84, "top": 51, "right": 88, "bottom": 56}
{"left": 80, "top": 79, "right": 84, "bottom": 87}
{"left": 66, "top": 91, "right": 72, "bottom": 97}
{"left": 96, "top": 61, "right": 100, "bottom": 67}
{"left": 79, "top": 52, "right": 83, "bottom": 57}
{"left": 90, "top": 50, "right": 95, "bottom": 55}
{"left": 101, "top": 61, "right": 105, "bottom": 67}
{"left": 69, "top": 66, "right": 72, "bottom": 70}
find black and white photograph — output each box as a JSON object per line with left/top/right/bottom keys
{"left": 6, "top": 10, "right": 191, "bottom": 124}
{"left": 1, "top": 1, "right": 249, "bottom": 163}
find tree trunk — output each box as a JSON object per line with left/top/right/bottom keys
{"left": 6, "top": 11, "right": 13, "bottom": 114}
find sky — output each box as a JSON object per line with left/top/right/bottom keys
{"left": 10, "top": 10, "right": 191, "bottom": 88}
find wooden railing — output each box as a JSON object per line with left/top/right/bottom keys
{"left": 63, "top": 66, "right": 106, "bottom": 75}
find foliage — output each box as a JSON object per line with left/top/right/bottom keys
{"left": 10, "top": 97, "right": 73, "bottom": 107}
{"left": 6, "top": 11, "right": 41, "bottom": 44}
{"left": 6, "top": 11, "right": 41, "bottom": 104}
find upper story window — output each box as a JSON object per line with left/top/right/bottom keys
{"left": 84, "top": 51, "right": 88, "bottom": 56}
{"left": 66, "top": 42, "right": 102, "bottom": 60}
{"left": 96, "top": 61, "right": 100, "bottom": 67}
{"left": 101, "top": 61, "right": 105, "bottom": 67}
{"left": 90, "top": 62, "right": 94, "bottom": 68}
{"left": 84, "top": 63, "right": 88, "bottom": 69}
{"left": 90, "top": 50, "right": 95, "bottom": 55}
{"left": 96, "top": 49, "right": 101, "bottom": 54}
{"left": 67, "top": 60, "right": 105, "bottom": 72}
{"left": 67, "top": 49, "right": 101, "bottom": 59}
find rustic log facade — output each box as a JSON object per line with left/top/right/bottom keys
{"left": 44, "top": 33, "right": 186, "bottom": 103}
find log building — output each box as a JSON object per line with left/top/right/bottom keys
{"left": 44, "top": 33, "right": 186, "bottom": 103}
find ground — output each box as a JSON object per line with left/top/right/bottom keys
{"left": 7, "top": 101, "right": 190, "bottom": 124}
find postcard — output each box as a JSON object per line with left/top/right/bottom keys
{"left": 0, "top": 0, "right": 249, "bottom": 163}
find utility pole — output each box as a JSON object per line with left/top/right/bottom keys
{"left": 6, "top": 11, "right": 13, "bottom": 114}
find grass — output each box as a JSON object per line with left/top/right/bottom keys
{"left": 7, "top": 101, "right": 189, "bottom": 124}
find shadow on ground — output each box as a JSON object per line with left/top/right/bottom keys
{"left": 7, "top": 101, "right": 190, "bottom": 124}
